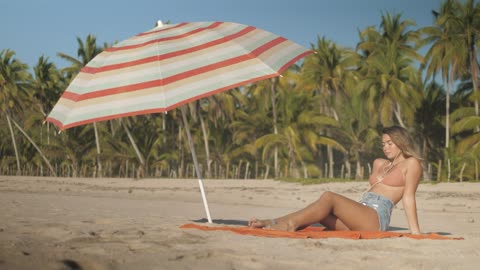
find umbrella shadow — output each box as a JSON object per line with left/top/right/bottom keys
{"left": 432, "top": 232, "right": 454, "bottom": 236}
{"left": 188, "top": 222, "right": 455, "bottom": 236}
{"left": 191, "top": 219, "right": 324, "bottom": 228}
{"left": 388, "top": 226, "right": 453, "bottom": 236}
{"left": 192, "top": 218, "right": 248, "bottom": 226}
{"left": 388, "top": 226, "right": 409, "bottom": 231}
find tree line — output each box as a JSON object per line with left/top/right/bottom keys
{"left": 1, "top": 0, "right": 479, "bottom": 181}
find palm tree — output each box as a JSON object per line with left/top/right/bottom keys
{"left": 255, "top": 70, "right": 345, "bottom": 178}
{"left": 31, "top": 56, "right": 64, "bottom": 146}
{"left": 207, "top": 109, "right": 237, "bottom": 178}
{"left": 302, "top": 36, "right": 350, "bottom": 102}
{"left": 422, "top": 0, "right": 480, "bottom": 149}
{"left": 451, "top": 106, "right": 480, "bottom": 177}
{"left": 9, "top": 113, "right": 57, "bottom": 176}
{"left": 240, "top": 77, "right": 282, "bottom": 177}
{"left": 423, "top": 31, "right": 455, "bottom": 150}
{"left": 230, "top": 87, "right": 272, "bottom": 178}
{"left": 436, "top": 0, "right": 480, "bottom": 118}
{"left": 415, "top": 82, "right": 446, "bottom": 157}
{"left": 58, "top": 35, "right": 103, "bottom": 79}
{"left": 334, "top": 77, "right": 380, "bottom": 179}
{"left": 57, "top": 34, "right": 104, "bottom": 176}
{"left": 32, "top": 56, "right": 63, "bottom": 115}
{"left": 196, "top": 91, "right": 237, "bottom": 178}
{"left": 301, "top": 37, "right": 352, "bottom": 177}
{"left": 0, "top": 50, "right": 56, "bottom": 175}
{"left": 357, "top": 12, "right": 424, "bottom": 128}
{"left": 47, "top": 125, "right": 96, "bottom": 177}
{"left": 0, "top": 49, "right": 29, "bottom": 174}
{"left": 421, "top": 0, "right": 478, "bottom": 180}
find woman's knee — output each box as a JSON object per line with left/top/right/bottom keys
{"left": 320, "top": 191, "right": 335, "bottom": 201}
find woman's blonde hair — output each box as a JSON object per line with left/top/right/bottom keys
{"left": 382, "top": 126, "right": 422, "bottom": 160}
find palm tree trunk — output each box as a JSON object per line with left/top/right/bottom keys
{"left": 270, "top": 78, "right": 279, "bottom": 178}
{"left": 6, "top": 114, "right": 21, "bottom": 175}
{"left": 422, "top": 138, "right": 430, "bottom": 180}
{"left": 469, "top": 44, "right": 480, "bottom": 133}
{"left": 459, "top": 162, "right": 466, "bottom": 182}
{"left": 302, "top": 161, "right": 308, "bottom": 178}
{"left": 179, "top": 127, "right": 184, "bottom": 178}
{"left": 447, "top": 158, "right": 451, "bottom": 182}
{"left": 394, "top": 102, "right": 406, "bottom": 128}
{"left": 10, "top": 116, "right": 56, "bottom": 176}
{"left": 470, "top": 41, "right": 479, "bottom": 118}
{"left": 327, "top": 146, "right": 334, "bottom": 178}
{"left": 344, "top": 161, "right": 351, "bottom": 179}
{"left": 437, "top": 159, "right": 442, "bottom": 181}
{"left": 264, "top": 165, "right": 270, "bottom": 179}
{"left": 121, "top": 120, "right": 145, "bottom": 169}
{"left": 47, "top": 122, "right": 50, "bottom": 145}
{"left": 288, "top": 143, "right": 301, "bottom": 179}
{"left": 199, "top": 114, "right": 212, "bottom": 178}
{"left": 355, "top": 160, "right": 362, "bottom": 180}
{"left": 163, "top": 113, "right": 167, "bottom": 144}
{"left": 475, "top": 160, "right": 478, "bottom": 181}
{"left": 226, "top": 161, "right": 230, "bottom": 179}
{"left": 93, "top": 122, "right": 102, "bottom": 177}
{"left": 445, "top": 77, "right": 451, "bottom": 148}
{"left": 327, "top": 107, "right": 339, "bottom": 179}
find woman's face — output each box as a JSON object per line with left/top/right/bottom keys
{"left": 382, "top": 134, "right": 402, "bottom": 160}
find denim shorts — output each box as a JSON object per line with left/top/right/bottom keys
{"left": 359, "top": 192, "right": 394, "bottom": 231}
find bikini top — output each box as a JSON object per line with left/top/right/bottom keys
{"left": 369, "top": 160, "right": 406, "bottom": 187}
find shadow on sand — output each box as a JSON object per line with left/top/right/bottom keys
{"left": 192, "top": 218, "right": 248, "bottom": 226}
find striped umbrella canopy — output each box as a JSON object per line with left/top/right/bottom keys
{"left": 46, "top": 21, "right": 312, "bottom": 130}
{"left": 46, "top": 21, "right": 313, "bottom": 223}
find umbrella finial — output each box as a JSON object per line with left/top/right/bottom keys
{"left": 155, "top": 20, "right": 164, "bottom": 27}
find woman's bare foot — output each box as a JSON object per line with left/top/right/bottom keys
{"left": 248, "top": 218, "right": 295, "bottom": 231}
{"left": 248, "top": 218, "right": 271, "bottom": 228}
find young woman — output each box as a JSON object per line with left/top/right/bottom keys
{"left": 249, "top": 126, "right": 423, "bottom": 234}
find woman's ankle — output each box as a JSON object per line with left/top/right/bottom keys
{"left": 286, "top": 219, "right": 298, "bottom": 231}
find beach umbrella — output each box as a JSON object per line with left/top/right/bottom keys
{"left": 46, "top": 21, "right": 313, "bottom": 223}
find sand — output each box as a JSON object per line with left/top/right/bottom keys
{"left": 0, "top": 176, "right": 479, "bottom": 270}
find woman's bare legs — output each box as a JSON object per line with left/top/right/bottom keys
{"left": 249, "top": 191, "right": 380, "bottom": 231}
{"left": 320, "top": 214, "right": 350, "bottom": 231}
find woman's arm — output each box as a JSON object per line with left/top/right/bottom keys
{"left": 370, "top": 158, "right": 387, "bottom": 182}
{"left": 402, "top": 158, "right": 423, "bottom": 234}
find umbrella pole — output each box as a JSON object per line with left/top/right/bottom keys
{"left": 180, "top": 106, "right": 213, "bottom": 223}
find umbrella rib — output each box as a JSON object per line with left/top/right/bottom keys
{"left": 135, "top": 22, "right": 189, "bottom": 37}
{"left": 106, "top": 22, "right": 224, "bottom": 52}
{"left": 62, "top": 37, "right": 289, "bottom": 102}
{"left": 82, "top": 25, "right": 257, "bottom": 74}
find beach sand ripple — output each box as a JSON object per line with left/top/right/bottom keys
{"left": 0, "top": 176, "right": 479, "bottom": 269}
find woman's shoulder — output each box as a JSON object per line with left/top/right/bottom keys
{"left": 402, "top": 157, "right": 423, "bottom": 174}
{"left": 373, "top": 158, "right": 388, "bottom": 168}
{"left": 404, "top": 156, "right": 422, "bottom": 167}
{"left": 373, "top": 158, "right": 389, "bottom": 164}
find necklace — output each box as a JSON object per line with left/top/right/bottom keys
{"left": 375, "top": 153, "right": 402, "bottom": 182}
{"left": 376, "top": 162, "right": 396, "bottom": 181}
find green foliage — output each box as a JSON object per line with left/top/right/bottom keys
{"left": 1, "top": 1, "right": 480, "bottom": 180}
{"left": 275, "top": 177, "right": 365, "bottom": 185}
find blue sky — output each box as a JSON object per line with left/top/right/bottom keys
{"left": 1, "top": 0, "right": 443, "bottom": 69}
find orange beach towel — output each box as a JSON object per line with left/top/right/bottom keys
{"left": 180, "top": 223, "right": 464, "bottom": 240}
